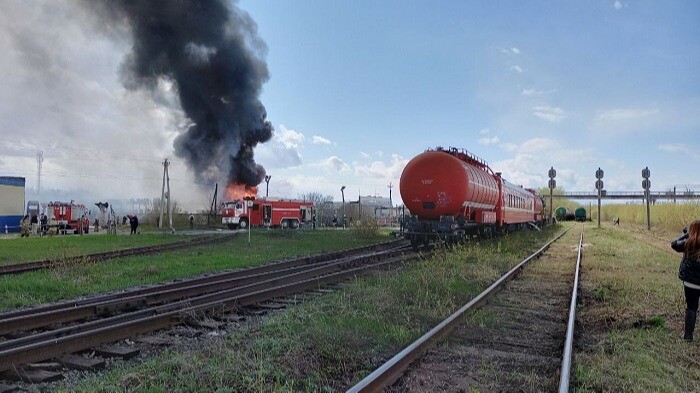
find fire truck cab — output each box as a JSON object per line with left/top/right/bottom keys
{"left": 221, "top": 198, "right": 314, "bottom": 230}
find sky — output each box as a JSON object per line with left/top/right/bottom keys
{"left": 0, "top": 0, "right": 698, "bottom": 210}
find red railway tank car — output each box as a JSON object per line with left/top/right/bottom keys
{"left": 400, "top": 147, "right": 546, "bottom": 246}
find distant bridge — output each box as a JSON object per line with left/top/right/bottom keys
{"left": 541, "top": 191, "right": 700, "bottom": 201}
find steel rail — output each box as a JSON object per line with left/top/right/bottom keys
{"left": 0, "top": 239, "right": 403, "bottom": 322}
{"left": 346, "top": 227, "right": 571, "bottom": 393}
{"left": 0, "top": 243, "right": 409, "bottom": 336}
{"left": 558, "top": 229, "right": 583, "bottom": 392}
{"left": 0, "top": 234, "right": 238, "bottom": 276}
{"left": 0, "top": 247, "right": 410, "bottom": 352}
{"left": 0, "top": 250, "right": 419, "bottom": 372}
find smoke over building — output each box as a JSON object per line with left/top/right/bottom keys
{"left": 86, "top": 0, "right": 273, "bottom": 192}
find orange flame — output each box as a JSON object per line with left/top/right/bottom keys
{"left": 225, "top": 182, "right": 258, "bottom": 201}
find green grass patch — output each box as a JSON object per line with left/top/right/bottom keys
{"left": 0, "top": 233, "right": 187, "bottom": 265}
{"left": 0, "top": 230, "right": 383, "bottom": 312}
{"left": 574, "top": 222, "right": 700, "bottom": 392}
{"left": 64, "top": 224, "right": 567, "bottom": 392}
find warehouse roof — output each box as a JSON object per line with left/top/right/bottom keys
{"left": 0, "top": 177, "right": 25, "bottom": 187}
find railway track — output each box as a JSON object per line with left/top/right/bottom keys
{"left": 0, "top": 239, "right": 417, "bottom": 379}
{"left": 0, "top": 233, "right": 238, "bottom": 276}
{"left": 348, "top": 226, "right": 584, "bottom": 392}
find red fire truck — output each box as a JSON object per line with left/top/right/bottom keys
{"left": 221, "top": 198, "right": 314, "bottom": 229}
{"left": 48, "top": 201, "right": 89, "bottom": 234}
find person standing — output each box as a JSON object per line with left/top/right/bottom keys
{"left": 672, "top": 221, "right": 700, "bottom": 342}
{"left": 30, "top": 213, "right": 38, "bottom": 235}
{"left": 19, "top": 215, "right": 30, "bottom": 238}
{"left": 129, "top": 215, "right": 139, "bottom": 235}
{"left": 40, "top": 213, "right": 48, "bottom": 236}
{"left": 189, "top": 214, "right": 194, "bottom": 229}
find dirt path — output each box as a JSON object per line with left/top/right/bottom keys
{"left": 391, "top": 226, "right": 582, "bottom": 392}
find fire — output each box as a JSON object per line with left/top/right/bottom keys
{"left": 225, "top": 182, "right": 258, "bottom": 201}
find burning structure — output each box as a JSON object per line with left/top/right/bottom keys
{"left": 87, "top": 0, "right": 273, "bottom": 196}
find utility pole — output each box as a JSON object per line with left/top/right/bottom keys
{"left": 36, "top": 150, "right": 43, "bottom": 198}
{"left": 208, "top": 183, "right": 218, "bottom": 225}
{"left": 548, "top": 167, "right": 556, "bottom": 224}
{"left": 388, "top": 182, "right": 393, "bottom": 225}
{"left": 264, "top": 175, "right": 271, "bottom": 198}
{"left": 642, "top": 167, "right": 651, "bottom": 230}
{"left": 341, "top": 186, "right": 346, "bottom": 229}
{"left": 159, "top": 159, "right": 174, "bottom": 233}
{"left": 595, "top": 167, "right": 604, "bottom": 229}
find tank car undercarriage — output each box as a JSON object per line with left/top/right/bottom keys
{"left": 402, "top": 215, "right": 539, "bottom": 249}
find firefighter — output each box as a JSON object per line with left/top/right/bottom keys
{"left": 189, "top": 214, "right": 195, "bottom": 229}
{"left": 19, "top": 215, "right": 30, "bottom": 238}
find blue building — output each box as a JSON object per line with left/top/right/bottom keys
{"left": 0, "top": 176, "right": 25, "bottom": 233}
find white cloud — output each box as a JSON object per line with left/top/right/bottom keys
{"left": 533, "top": 106, "right": 567, "bottom": 122}
{"left": 510, "top": 65, "right": 524, "bottom": 73}
{"left": 311, "top": 135, "right": 332, "bottom": 145}
{"left": 614, "top": 1, "right": 624, "bottom": 10}
{"left": 375, "top": 150, "right": 384, "bottom": 157}
{"left": 359, "top": 151, "right": 370, "bottom": 158}
{"left": 318, "top": 156, "right": 349, "bottom": 172}
{"left": 596, "top": 108, "right": 659, "bottom": 122}
{"left": 493, "top": 137, "right": 596, "bottom": 191}
{"left": 255, "top": 124, "right": 304, "bottom": 169}
{"left": 521, "top": 88, "right": 556, "bottom": 96}
{"left": 355, "top": 154, "right": 408, "bottom": 180}
{"left": 479, "top": 128, "right": 491, "bottom": 135}
{"left": 658, "top": 143, "right": 698, "bottom": 159}
{"left": 499, "top": 47, "right": 521, "bottom": 55}
{"left": 478, "top": 136, "right": 500, "bottom": 145}
{"left": 276, "top": 124, "right": 305, "bottom": 148}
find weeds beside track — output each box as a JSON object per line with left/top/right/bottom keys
{"left": 0, "top": 240, "right": 415, "bottom": 379}
{"left": 349, "top": 226, "right": 581, "bottom": 392}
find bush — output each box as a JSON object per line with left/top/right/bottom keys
{"left": 349, "top": 219, "right": 380, "bottom": 238}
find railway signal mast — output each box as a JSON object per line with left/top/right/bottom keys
{"left": 642, "top": 167, "right": 651, "bottom": 230}
{"left": 595, "top": 168, "right": 604, "bottom": 229}
{"left": 548, "top": 167, "right": 556, "bottom": 223}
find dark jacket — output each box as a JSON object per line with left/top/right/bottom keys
{"left": 673, "top": 233, "right": 700, "bottom": 286}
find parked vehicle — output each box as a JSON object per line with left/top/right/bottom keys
{"left": 221, "top": 198, "right": 314, "bottom": 230}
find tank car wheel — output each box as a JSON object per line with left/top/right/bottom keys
{"left": 281, "top": 220, "right": 289, "bottom": 229}
{"left": 290, "top": 220, "right": 300, "bottom": 229}
{"left": 239, "top": 219, "right": 249, "bottom": 229}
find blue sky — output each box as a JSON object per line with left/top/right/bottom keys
{"left": 244, "top": 0, "right": 699, "bottom": 201}
{"left": 0, "top": 1, "right": 697, "bottom": 208}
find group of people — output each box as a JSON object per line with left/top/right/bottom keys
{"left": 16, "top": 213, "right": 140, "bottom": 237}
{"left": 18, "top": 214, "right": 49, "bottom": 237}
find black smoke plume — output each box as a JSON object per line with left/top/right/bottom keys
{"left": 86, "top": 0, "right": 273, "bottom": 187}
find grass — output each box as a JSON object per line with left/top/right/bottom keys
{"left": 573, "top": 222, "right": 700, "bottom": 392}
{"left": 0, "top": 232, "right": 187, "bottom": 266}
{"left": 63, "top": 223, "right": 567, "bottom": 392}
{"left": 592, "top": 201, "right": 699, "bottom": 232}
{"left": 0, "top": 230, "right": 383, "bottom": 312}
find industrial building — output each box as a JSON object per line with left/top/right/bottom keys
{"left": 0, "top": 176, "right": 26, "bottom": 233}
